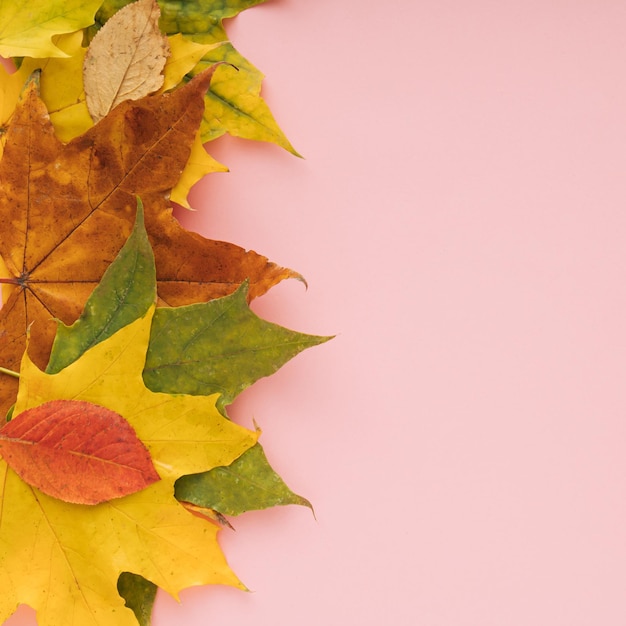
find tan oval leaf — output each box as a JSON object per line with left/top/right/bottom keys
{"left": 84, "top": 0, "right": 170, "bottom": 122}
{"left": 0, "top": 399, "right": 160, "bottom": 505}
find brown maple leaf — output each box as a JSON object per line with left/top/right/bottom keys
{"left": 0, "top": 69, "right": 298, "bottom": 416}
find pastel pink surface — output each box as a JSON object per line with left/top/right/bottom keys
{"left": 6, "top": 1, "right": 626, "bottom": 625}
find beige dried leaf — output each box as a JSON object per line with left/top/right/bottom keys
{"left": 83, "top": 0, "right": 170, "bottom": 122}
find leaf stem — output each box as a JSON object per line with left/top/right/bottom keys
{"left": 0, "top": 367, "right": 19, "bottom": 379}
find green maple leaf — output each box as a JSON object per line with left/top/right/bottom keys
{"left": 0, "top": 0, "right": 102, "bottom": 58}
{"left": 91, "top": 0, "right": 297, "bottom": 152}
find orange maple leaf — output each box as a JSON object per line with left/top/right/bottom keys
{"left": 0, "top": 69, "right": 298, "bottom": 415}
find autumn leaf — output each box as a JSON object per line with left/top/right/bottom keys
{"left": 92, "top": 0, "right": 298, "bottom": 152}
{"left": 0, "top": 69, "right": 299, "bottom": 417}
{"left": 170, "top": 130, "right": 227, "bottom": 208}
{"left": 117, "top": 573, "right": 157, "bottom": 626}
{"left": 0, "top": 0, "right": 102, "bottom": 58}
{"left": 0, "top": 302, "right": 257, "bottom": 625}
{"left": 176, "top": 443, "right": 312, "bottom": 515}
{"left": 84, "top": 0, "right": 170, "bottom": 123}
{"left": 145, "top": 282, "right": 331, "bottom": 409}
{"left": 0, "top": 399, "right": 160, "bottom": 505}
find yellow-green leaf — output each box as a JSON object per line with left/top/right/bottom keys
{"left": 0, "top": 0, "right": 102, "bottom": 58}
{"left": 195, "top": 50, "right": 298, "bottom": 153}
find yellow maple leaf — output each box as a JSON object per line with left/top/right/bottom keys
{"left": 0, "top": 306, "right": 257, "bottom": 626}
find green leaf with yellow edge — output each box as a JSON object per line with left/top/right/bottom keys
{"left": 92, "top": 0, "right": 298, "bottom": 153}
{"left": 0, "top": 0, "right": 102, "bottom": 58}
{"left": 176, "top": 442, "right": 312, "bottom": 515}
{"left": 1, "top": 305, "right": 257, "bottom": 626}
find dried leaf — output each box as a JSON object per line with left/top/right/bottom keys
{"left": 84, "top": 0, "right": 170, "bottom": 122}
{"left": 0, "top": 399, "right": 160, "bottom": 504}
{"left": 0, "top": 69, "right": 298, "bottom": 416}
{"left": 0, "top": 0, "right": 102, "bottom": 58}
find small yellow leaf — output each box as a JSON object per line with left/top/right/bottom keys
{"left": 171, "top": 129, "right": 228, "bottom": 208}
{"left": 19, "top": 32, "right": 92, "bottom": 141}
{"left": 163, "top": 34, "right": 218, "bottom": 93}
{"left": 84, "top": 0, "right": 170, "bottom": 122}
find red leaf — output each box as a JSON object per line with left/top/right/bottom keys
{"left": 0, "top": 399, "right": 160, "bottom": 504}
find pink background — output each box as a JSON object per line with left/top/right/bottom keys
{"left": 7, "top": 0, "right": 626, "bottom": 624}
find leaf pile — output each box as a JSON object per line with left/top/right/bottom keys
{"left": 0, "top": 2, "right": 327, "bottom": 626}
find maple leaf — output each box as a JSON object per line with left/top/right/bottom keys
{"left": 0, "top": 0, "right": 102, "bottom": 58}
{"left": 0, "top": 69, "right": 299, "bottom": 417}
{"left": 92, "top": 0, "right": 298, "bottom": 152}
{"left": 0, "top": 302, "right": 257, "bottom": 626}
{"left": 84, "top": 0, "right": 170, "bottom": 123}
